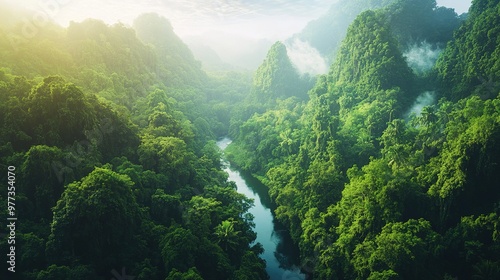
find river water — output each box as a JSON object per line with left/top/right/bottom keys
{"left": 217, "top": 137, "right": 305, "bottom": 280}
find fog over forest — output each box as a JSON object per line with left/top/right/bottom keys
{"left": 1, "top": 0, "right": 470, "bottom": 69}
{"left": 3, "top": 1, "right": 500, "bottom": 280}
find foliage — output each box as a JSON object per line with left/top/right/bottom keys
{"left": 252, "top": 42, "right": 312, "bottom": 103}
{"left": 293, "top": 0, "right": 398, "bottom": 59}
{"left": 228, "top": 0, "right": 499, "bottom": 279}
{"left": 0, "top": 0, "right": 498, "bottom": 279}
{"left": 436, "top": 0, "right": 500, "bottom": 100}
{"left": 0, "top": 9, "right": 266, "bottom": 279}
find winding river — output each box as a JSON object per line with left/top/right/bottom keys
{"left": 217, "top": 138, "right": 305, "bottom": 280}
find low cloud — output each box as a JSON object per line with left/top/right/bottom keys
{"left": 285, "top": 38, "right": 328, "bottom": 76}
{"left": 405, "top": 91, "right": 437, "bottom": 119}
{"left": 403, "top": 42, "right": 442, "bottom": 75}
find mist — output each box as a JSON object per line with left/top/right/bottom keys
{"left": 185, "top": 34, "right": 273, "bottom": 70}
{"left": 403, "top": 42, "right": 442, "bottom": 75}
{"left": 285, "top": 38, "right": 329, "bottom": 76}
{"left": 405, "top": 91, "right": 437, "bottom": 120}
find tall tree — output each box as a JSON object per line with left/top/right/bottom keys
{"left": 47, "top": 168, "right": 141, "bottom": 273}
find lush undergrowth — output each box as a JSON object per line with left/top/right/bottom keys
{"left": 0, "top": 12, "right": 264, "bottom": 280}
{"left": 228, "top": 0, "right": 500, "bottom": 279}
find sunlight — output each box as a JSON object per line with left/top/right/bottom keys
{"left": 2, "top": 0, "right": 471, "bottom": 70}
{"left": 0, "top": 0, "right": 494, "bottom": 279}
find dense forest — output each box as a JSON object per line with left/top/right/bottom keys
{"left": 227, "top": 0, "right": 500, "bottom": 279}
{"left": 1, "top": 0, "right": 499, "bottom": 279}
{"left": 0, "top": 10, "right": 263, "bottom": 280}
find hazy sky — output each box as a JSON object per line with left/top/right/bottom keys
{"left": 2, "top": 0, "right": 472, "bottom": 69}
{"left": 5, "top": 0, "right": 335, "bottom": 40}
{"left": 4, "top": 0, "right": 472, "bottom": 40}
{"left": 437, "top": 0, "right": 471, "bottom": 14}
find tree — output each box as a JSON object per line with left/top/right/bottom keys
{"left": 215, "top": 219, "right": 241, "bottom": 252}
{"left": 161, "top": 226, "right": 200, "bottom": 272}
{"left": 233, "top": 251, "right": 269, "bottom": 280}
{"left": 18, "top": 233, "right": 45, "bottom": 273}
{"left": 47, "top": 167, "right": 141, "bottom": 272}
{"left": 436, "top": 0, "right": 500, "bottom": 100}
{"left": 166, "top": 268, "right": 204, "bottom": 280}
{"left": 185, "top": 196, "right": 222, "bottom": 234}
{"left": 138, "top": 135, "right": 195, "bottom": 187}
{"left": 20, "top": 145, "right": 69, "bottom": 220}
{"left": 352, "top": 219, "right": 439, "bottom": 279}
{"left": 27, "top": 76, "right": 96, "bottom": 146}
{"left": 252, "top": 41, "right": 311, "bottom": 102}
{"left": 367, "top": 270, "right": 400, "bottom": 280}
{"left": 35, "top": 264, "right": 95, "bottom": 280}
{"left": 151, "top": 189, "right": 182, "bottom": 226}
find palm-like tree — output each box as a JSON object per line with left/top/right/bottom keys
{"left": 214, "top": 219, "right": 241, "bottom": 252}
{"left": 472, "top": 260, "right": 500, "bottom": 280}
{"left": 418, "top": 105, "right": 438, "bottom": 126}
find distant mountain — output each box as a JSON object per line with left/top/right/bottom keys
{"left": 436, "top": 0, "right": 500, "bottom": 100}
{"left": 252, "top": 41, "right": 312, "bottom": 102}
{"left": 133, "top": 13, "right": 207, "bottom": 87}
{"left": 183, "top": 34, "right": 273, "bottom": 71}
{"left": 289, "top": 0, "right": 462, "bottom": 65}
{"left": 289, "top": 0, "right": 397, "bottom": 62}
{"left": 228, "top": 39, "right": 273, "bottom": 70}
{"left": 250, "top": 0, "right": 404, "bottom": 102}
{"left": 183, "top": 40, "right": 235, "bottom": 72}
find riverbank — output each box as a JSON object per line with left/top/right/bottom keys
{"left": 217, "top": 137, "right": 305, "bottom": 280}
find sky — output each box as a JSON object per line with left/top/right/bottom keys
{"left": 2, "top": 0, "right": 472, "bottom": 39}
{"left": 437, "top": 0, "right": 471, "bottom": 15}
{"left": 1, "top": 0, "right": 472, "bottom": 69}
{"left": 4, "top": 0, "right": 336, "bottom": 40}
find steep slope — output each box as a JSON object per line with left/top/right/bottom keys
{"left": 133, "top": 13, "right": 207, "bottom": 88}
{"left": 291, "top": 0, "right": 397, "bottom": 60}
{"left": 0, "top": 9, "right": 267, "bottom": 280}
{"left": 251, "top": 41, "right": 312, "bottom": 102}
{"left": 291, "top": 0, "right": 463, "bottom": 67}
{"left": 436, "top": 0, "right": 500, "bottom": 100}
{"left": 228, "top": 0, "right": 499, "bottom": 279}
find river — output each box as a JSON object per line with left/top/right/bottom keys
{"left": 217, "top": 137, "right": 305, "bottom": 280}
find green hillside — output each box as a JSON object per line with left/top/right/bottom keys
{"left": 1, "top": 0, "right": 498, "bottom": 279}
{"left": 228, "top": 0, "right": 500, "bottom": 279}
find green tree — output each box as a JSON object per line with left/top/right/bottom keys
{"left": 166, "top": 268, "right": 204, "bottom": 280}
{"left": 27, "top": 76, "right": 96, "bottom": 146}
{"left": 161, "top": 226, "right": 200, "bottom": 272}
{"left": 19, "top": 145, "right": 69, "bottom": 220}
{"left": 46, "top": 168, "right": 141, "bottom": 272}
{"left": 35, "top": 264, "right": 95, "bottom": 280}
{"left": 436, "top": 0, "right": 500, "bottom": 100}
{"left": 138, "top": 135, "right": 195, "bottom": 187}
{"left": 214, "top": 219, "right": 241, "bottom": 252}
{"left": 252, "top": 41, "right": 311, "bottom": 102}
{"left": 233, "top": 251, "right": 269, "bottom": 280}
{"left": 363, "top": 219, "right": 439, "bottom": 279}
{"left": 150, "top": 189, "right": 182, "bottom": 226}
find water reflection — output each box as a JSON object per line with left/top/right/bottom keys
{"left": 217, "top": 138, "right": 305, "bottom": 280}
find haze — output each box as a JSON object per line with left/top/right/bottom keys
{"left": 2, "top": 0, "right": 472, "bottom": 69}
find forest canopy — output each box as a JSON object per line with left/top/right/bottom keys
{"left": 1, "top": 0, "right": 499, "bottom": 280}
{"left": 227, "top": 0, "right": 500, "bottom": 279}
{"left": 0, "top": 8, "right": 264, "bottom": 280}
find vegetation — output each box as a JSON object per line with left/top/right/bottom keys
{"left": 0, "top": 11, "right": 264, "bottom": 280}
{"left": 228, "top": 0, "right": 500, "bottom": 279}
{"left": 1, "top": 0, "right": 499, "bottom": 279}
